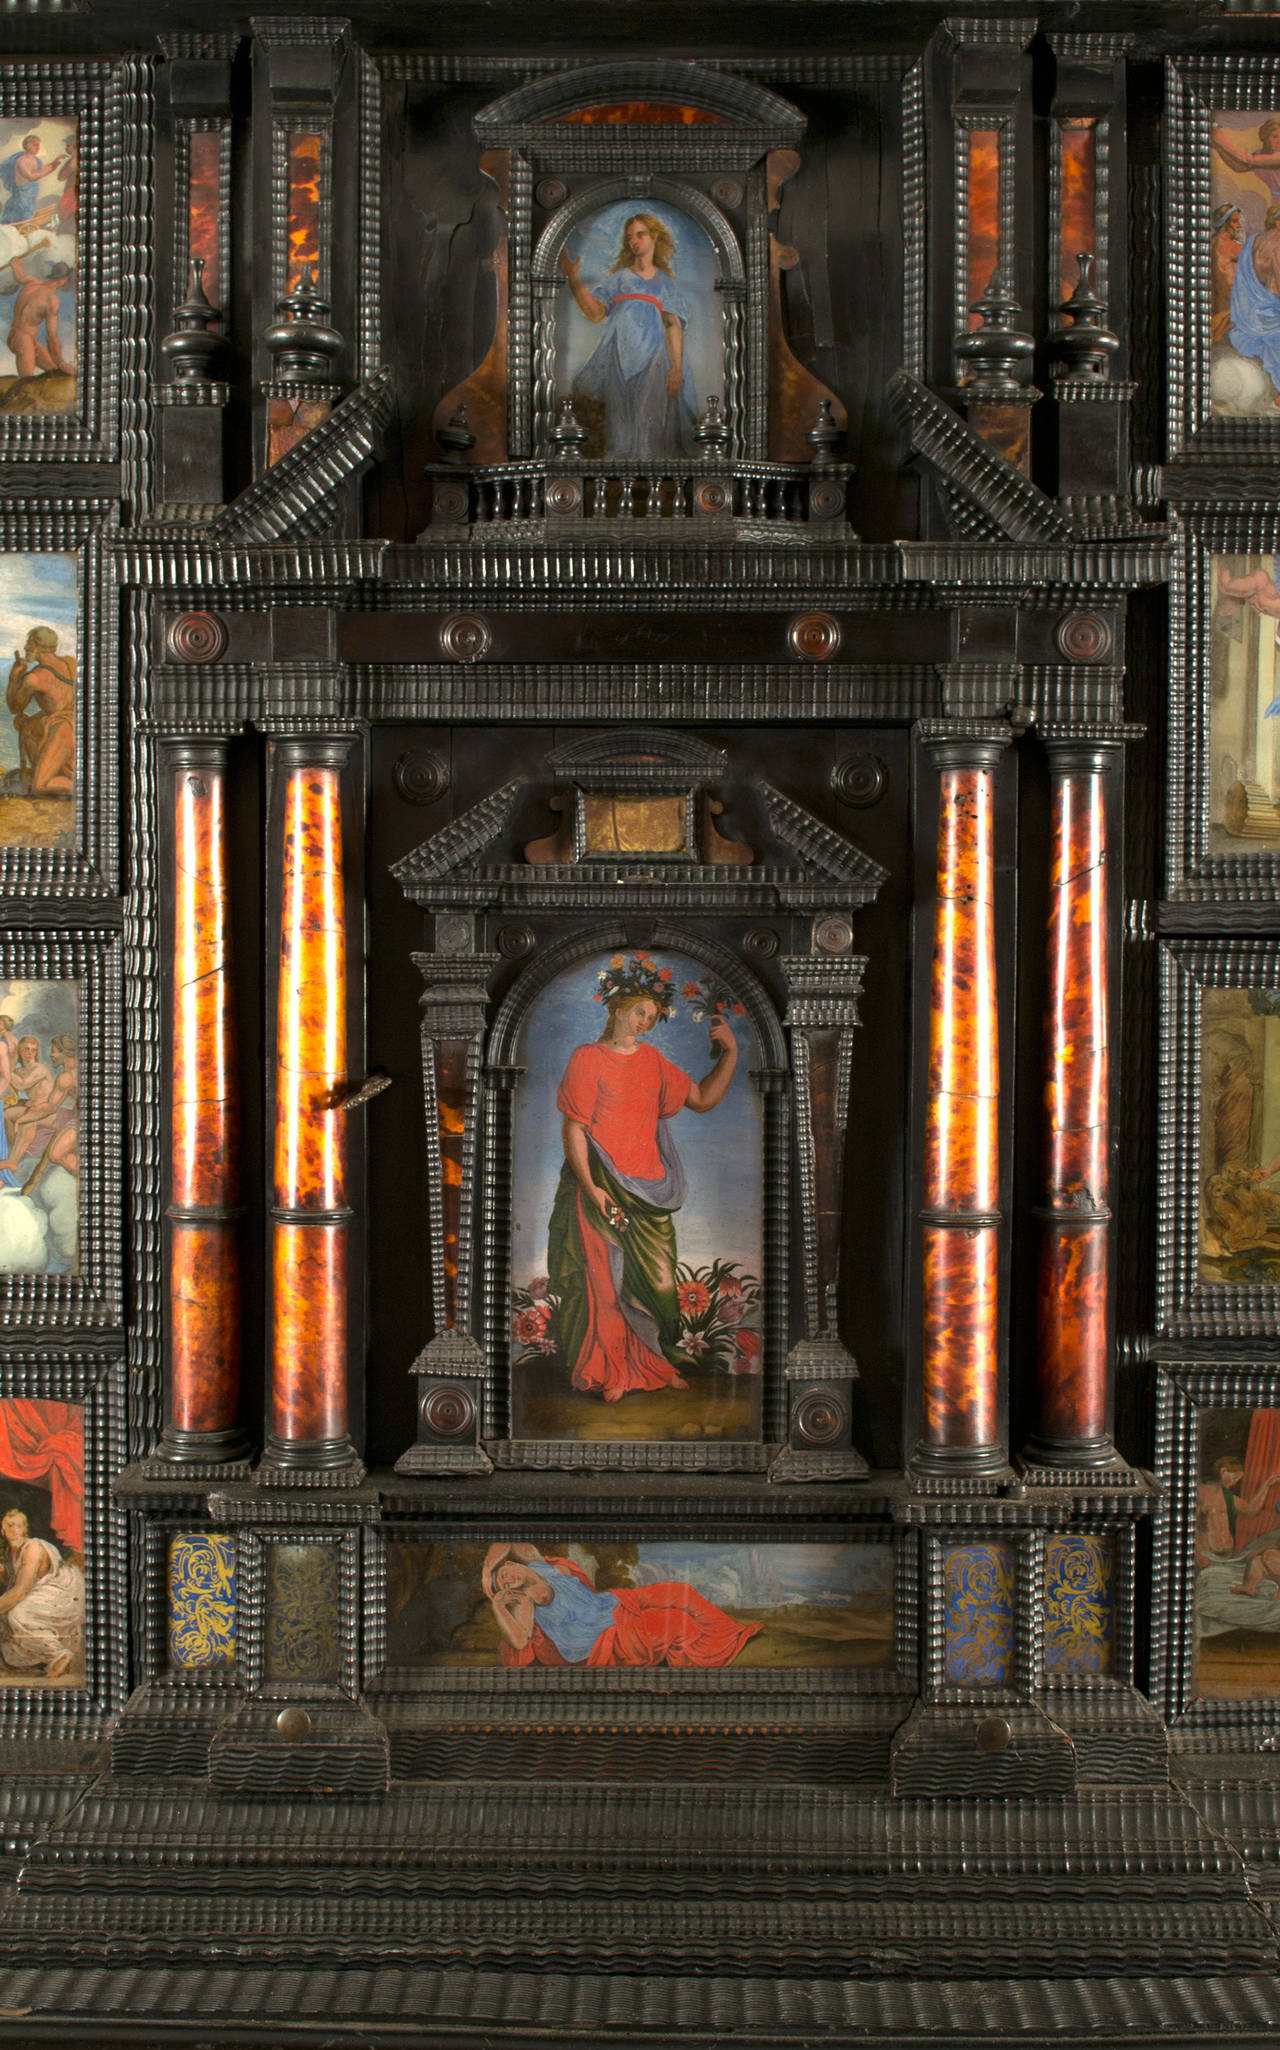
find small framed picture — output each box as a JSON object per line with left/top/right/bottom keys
{"left": 0, "top": 63, "right": 134, "bottom": 462}
{"left": 0, "top": 514, "right": 116, "bottom": 894}
{"left": 1152, "top": 1361, "right": 1280, "bottom": 1738}
{"left": 0, "top": 1351, "right": 126, "bottom": 1728}
{"left": 0, "top": 933, "right": 121, "bottom": 1328}
{"left": 1168, "top": 56, "right": 1280, "bottom": 450}
{"left": 1155, "top": 940, "right": 1280, "bottom": 1338}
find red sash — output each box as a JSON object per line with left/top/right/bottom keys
{"left": 612, "top": 291, "right": 664, "bottom": 311}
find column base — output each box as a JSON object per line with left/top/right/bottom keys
{"left": 139, "top": 1426, "right": 254, "bottom": 1481}
{"left": 256, "top": 1433, "right": 366, "bottom": 1486}
{"left": 1019, "top": 1434, "right": 1145, "bottom": 1490}
{"left": 908, "top": 1440, "right": 1014, "bottom": 1493}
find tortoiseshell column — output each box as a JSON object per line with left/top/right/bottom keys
{"left": 160, "top": 743, "right": 247, "bottom": 1466}
{"left": 263, "top": 738, "right": 361, "bottom": 1477}
{"left": 913, "top": 736, "right": 1008, "bottom": 1480}
{"left": 1027, "top": 740, "right": 1119, "bottom": 1469}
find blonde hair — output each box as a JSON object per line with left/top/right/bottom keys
{"left": 609, "top": 212, "right": 677, "bottom": 279}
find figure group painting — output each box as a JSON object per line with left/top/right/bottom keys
{"left": 556, "top": 199, "right": 722, "bottom": 461}
{"left": 0, "top": 978, "right": 79, "bottom": 1275}
{"left": 1199, "top": 987, "right": 1280, "bottom": 1285}
{"left": 0, "top": 119, "right": 77, "bottom": 415}
{"left": 0, "top": 1395, "right": 84, "bottom": 1685}
{"left": 509, "top": 949, "right": 763, "bottom": 1444}
{"left": 1193, "top": 1404, "right": 1280, "bottom": 1698}
{"left": 0, "top": 554, "right": 76, "bottom": 849}
{"left": 386, "top": 1539, "right": 895, "bottom": 1672}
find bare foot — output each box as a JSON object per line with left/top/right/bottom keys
{"left": 669, "top": 1374, "right": 688, "bottom": 1390}
{"left": 1231, "top": 1583, "right": 1256, "bottom": 1595}
{"left": 44, "top": 1651, "right": 70, "bottom": 1677}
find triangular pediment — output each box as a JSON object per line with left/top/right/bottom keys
{"left": 393, "top": 738, "right": 886, "bottom": 912}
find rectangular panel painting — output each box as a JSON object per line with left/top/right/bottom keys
{"left": 0, "top": 553, "right": 75, "bottom": 848}
{"left": 0, "top": 118, "right": 77, "bottom": 415}
{"left": 509, "top": 948, "right": 763, "bottom": 1445}
{"left": 1199, "top": 985, "right": 1280, "bottom": 1285}
{"left": 1208, "top": 556, "right": 1280, "bottom": 850}
{"left": 1193, "top": 1404, "right": 1280, "bottom": 1698}
{"left": 386, "top": 1540, "right": 895, "bottom": 1673}
{"left": 555, "top": 199, "right": 723, "bottom": 461}
{"left": 0, "top": 1395, "right": 84, "bottom": 1685}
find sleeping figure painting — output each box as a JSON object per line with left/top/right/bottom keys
{"left": 385, "top": 1539, "right": 896, "bottom": 1673}
{"left": 509, "top": 949, "right": 763, "bottom": 1444}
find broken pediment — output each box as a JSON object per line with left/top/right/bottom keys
{"left": 392, "top": 728, "right": 887, "bottom": 913}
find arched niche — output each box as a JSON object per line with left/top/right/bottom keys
{"left": 485, "top": 923, "right": 788, "bottom": 1468}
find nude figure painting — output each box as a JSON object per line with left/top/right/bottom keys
{"left": 0, "top": 119, "right": 77, "bottom": 415}
{"left": 0, "top": 554, "right": 76, "bottom": 850}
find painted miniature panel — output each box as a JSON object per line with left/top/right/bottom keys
{"left": 167, "top": 1532, "right": 235, "bottom": 1671}
{"left": 0, "top": 553, "right": 76, "bottom": 850}
{"left": 943, "top": 1540, "right": 1015, "bottom": 1686}
{"left": 264, "top": 1542, "right": 340, "bottom": 1685}
{"left": 510, "top": 948, "right": 763, "bottom": 1446}
{"left": 1209, "top": 111, "right": 1280, "bottom": 418}
{"left": 1044, "top": 1533, "right": 1115, "bottom": 1678}
{"left": 385, "top": 1540, "right": 895, "bottom": 1673}
{"left": 1206, "top": 555, "right": 1280, "bottom": 852}
{"left": 1198, "top": 986, "right": 1280, "bottom": 1287}
{"left": 556, "top": 199, "right": 723, "bottom": 460}
{"left": 0, "top": 977, "right": 79, "bottom": 1274}
{"left": 0, "top": 117, "right": 77, "bottom": 417}
{"left": 1192, "top": 1405, "right": 1280, "bottom": 1700}
{"left": 0, "top": 1394, "right": 84, "bottom": 1686}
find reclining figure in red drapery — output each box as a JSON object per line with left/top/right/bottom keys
{"left": 483, "top": 1541, "right": 758, "bottom": 1669}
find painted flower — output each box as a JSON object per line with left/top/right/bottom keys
{"left": 681, "top": 1332, "right": 709, "bottom": 1359}
{"left": 718, "top": 1297, "right": 744, "bottom": 1326}
{"left": 682, "top": 981, "right": 699, "bottom": 999}
{"left": 610, "top": 955, "right": 626, "bottom": 969}
{"left": 657, "top": 967, "right": 672, "bottom": 981}
{"left": 527, "top": 1277, "right": 550, "bottom": 1300}
{"left": 513, "top": 1304, "right": 552, "bottom": 1345}
{"left": 732, "top": 1002, "right": 745, "bottom": 1016}
{"left": 734, "top": 1329, "right": 762, "bottom": 1366}
{"left": 677, "top": 1279, "right": 712, "bottom": 1317}
{"left": 719, "top": 1275, "right": 744, "bottom": 1300}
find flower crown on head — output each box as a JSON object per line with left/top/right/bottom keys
{"left": 595, "top": 951, "right": 675, "bottom": 1020}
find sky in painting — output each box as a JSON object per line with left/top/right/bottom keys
{"left": 511, "top": 948, "right": 764, "bottom": 1291}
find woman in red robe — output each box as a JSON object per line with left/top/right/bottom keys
{"left": 484, "top": 1542, "right": 758, "bottom": 1669}
{"left": 547, "top": 960, "right": 738, "bottom": 1402}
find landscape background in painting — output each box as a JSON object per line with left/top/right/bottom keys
{"left": 0, "top": 119, "right": 77, "bottom": 413}
{"left": 385, "top": 1540, "right": 895, "bottom": 1671}
{"left": 0, "top": 1393, "right": 84, "bottom": 1686}
{"left": 1199, "top": 986, "right": 1280, "bottom": 1287}
{"left": 0, "top": 976, "right": 78, "bottom": 1274}
{"left": 0, "top": 553, "right": 76, "bottom": 849}
{"left": 1193, "top": 1405, "right": 1280, "bottom": 1699}
{"left": 510, "top": 949, "right": 764, "bottom": 1445}
{"left": 1209, "top": 555, "right": 1280, "bottom": 851}
{"left": 555, "top": 198, "right": 723, "bottom": 458}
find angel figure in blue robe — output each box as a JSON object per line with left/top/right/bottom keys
{"left": 1228, "top": 202, "right": 1280, "bottom": 404}
{"left": 558, "top": 211, "right": 699, "bottom": 461}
